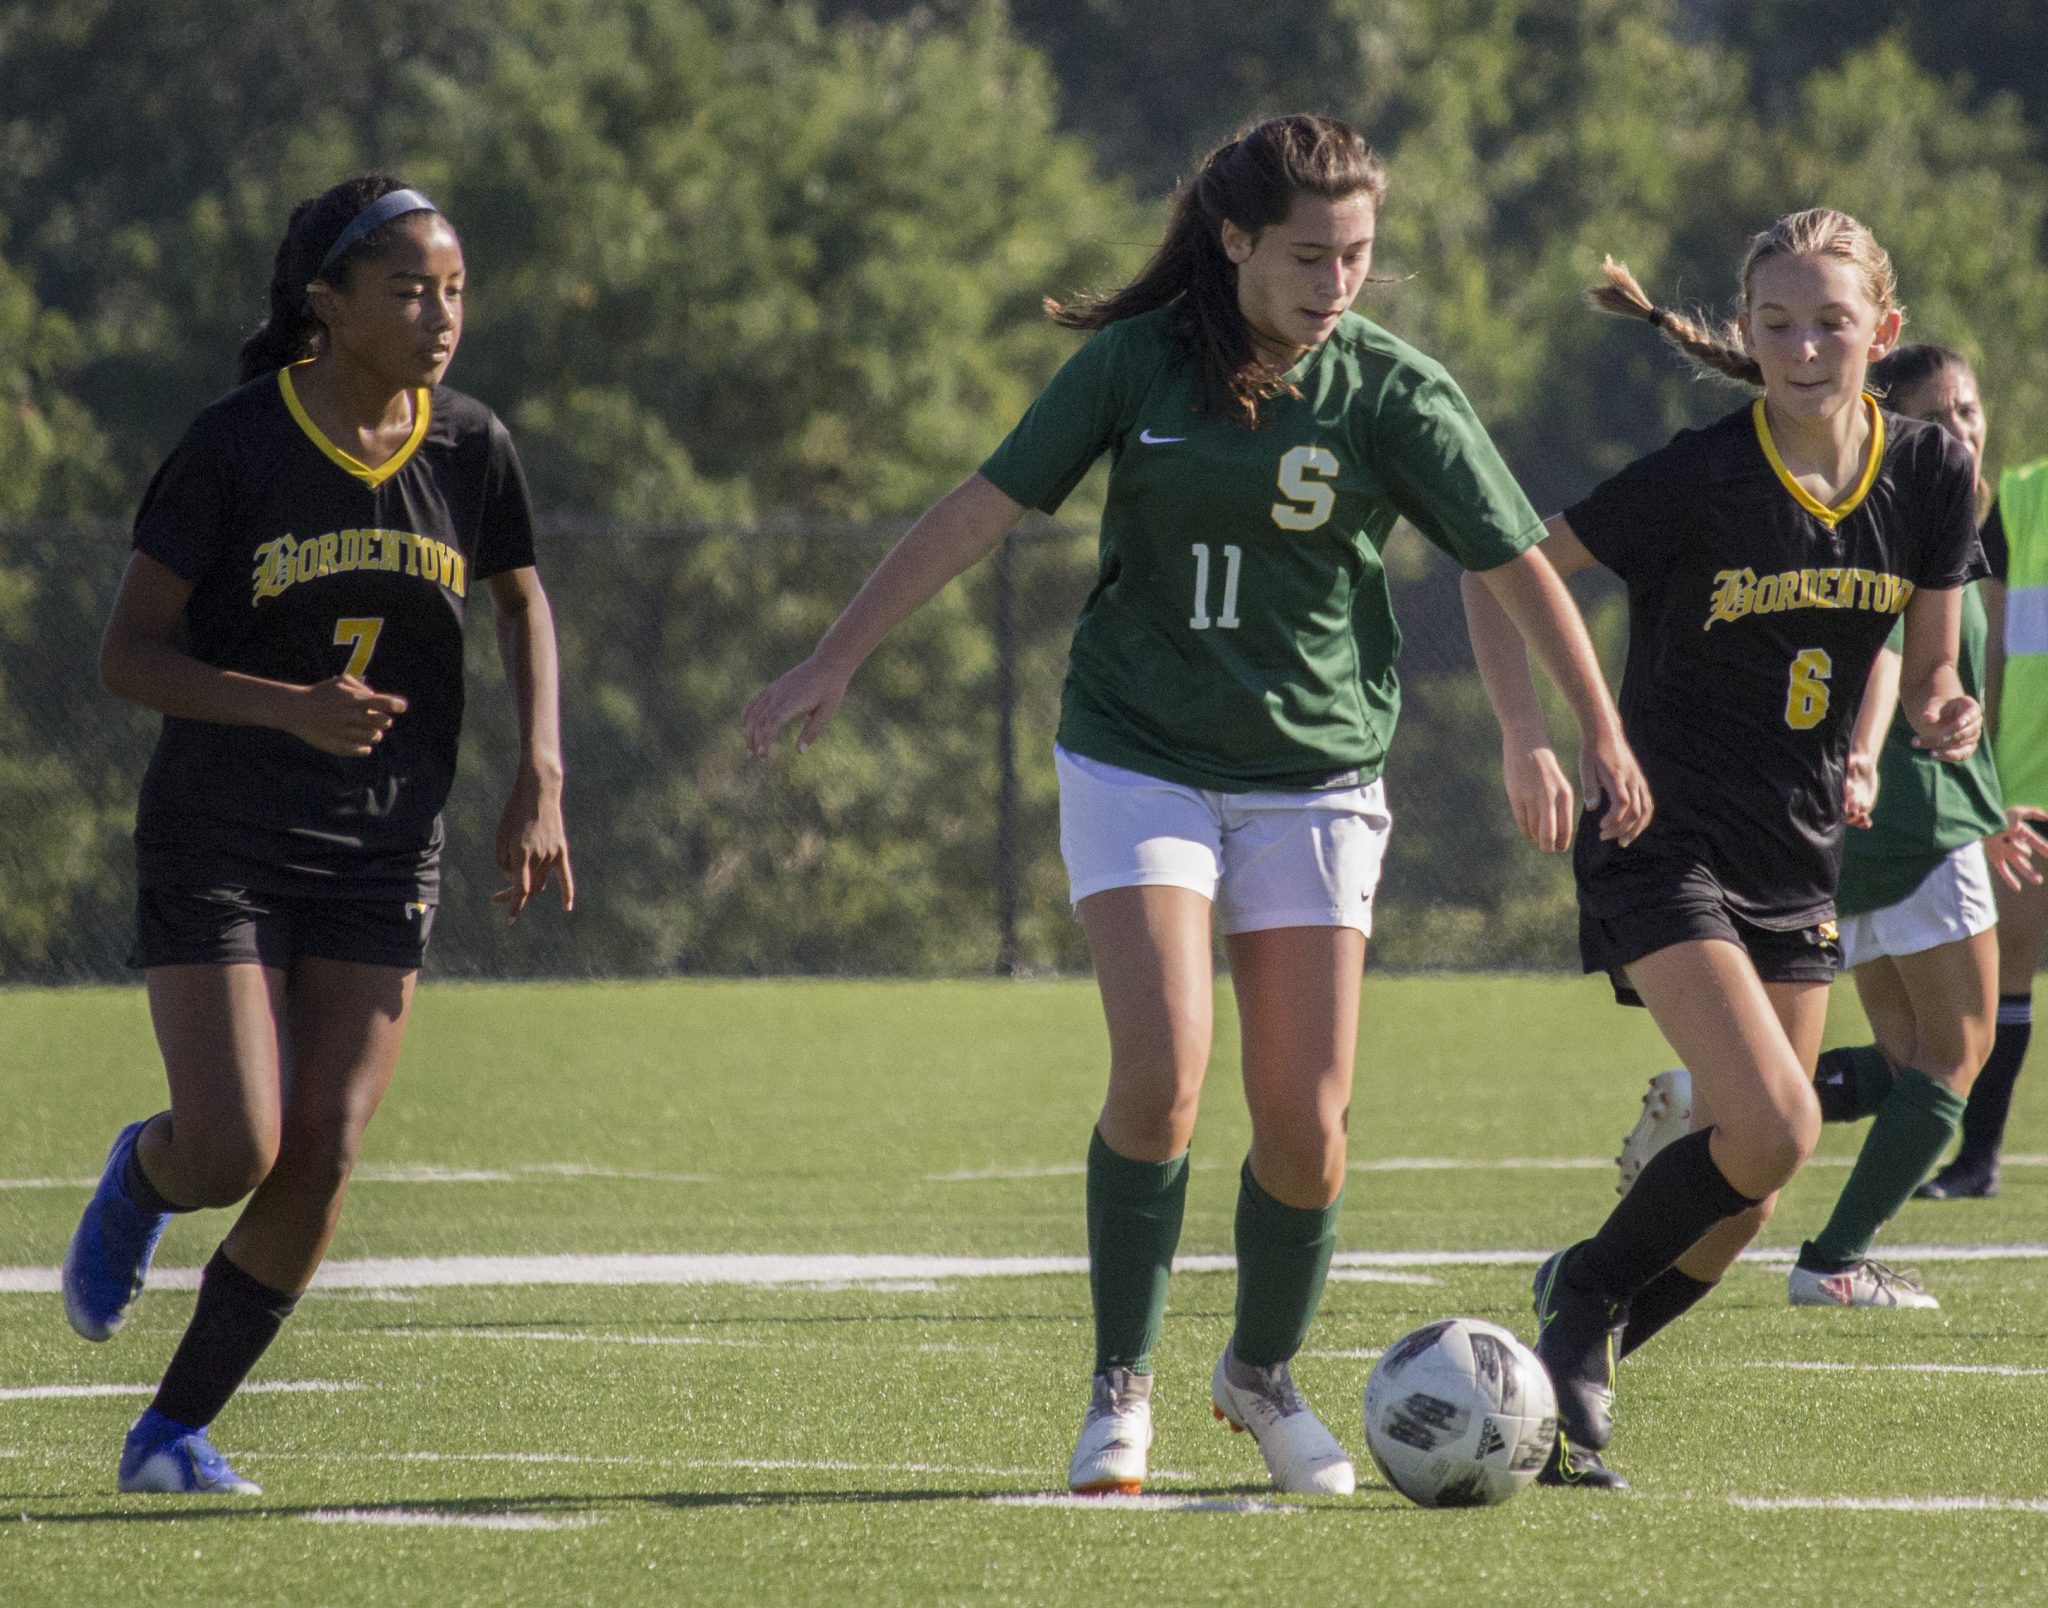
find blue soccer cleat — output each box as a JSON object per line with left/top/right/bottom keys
{"left": 62, "top": 1120, "right": 172, "bottom": 1342}
{"left": 118, "top": 1408, "right": 262, "bottom": 1496}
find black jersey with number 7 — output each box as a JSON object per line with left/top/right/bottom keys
{"left": 128, "top": 366, "right": 537, "bottom": 902}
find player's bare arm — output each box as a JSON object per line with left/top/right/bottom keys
{"left": 102, "top": 549, "right": 407, "bottom": 757}
{"left": 487, "top": 564, "right": 573, "bottom": 919}
{"left": 743, "top": 472, "right": 1025, "bottom": 757}
{"left": 1461, "top": 518, "right": 1650, "bottom": 850}
{"left": 1842, "top": 643, "right": 1901, "bottom": 828}
{"left": 1900, "top": 584, "right": 1980, "bottom": 761}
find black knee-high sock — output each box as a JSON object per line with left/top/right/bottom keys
{"left": 1573, "top": 1130, "right": 1758, "bottom": 1307}
{"left": 1957, "top": 994, "right": 2032, "bottom": 1166}
{"left": 152, "top": 1248, "right": 299, "bottom": 1430}
{"left": 1617, "top": 1267, "right": 1716, "bottom": 1359}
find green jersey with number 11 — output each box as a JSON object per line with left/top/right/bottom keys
{"left": 980, "top": 306, "right": 1544, "bottom": 791}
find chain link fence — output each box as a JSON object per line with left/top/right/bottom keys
{"left": 0, "top": 517, "right": 1604, "bottom": 982}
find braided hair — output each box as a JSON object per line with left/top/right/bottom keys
{"left": 1589, "top": 210, "right": 1904, "bottom": 390}
{"left": 237, "top": 175, "right": 431, "bottom": 383}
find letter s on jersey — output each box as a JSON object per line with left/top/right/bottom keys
{"left": 1272, "top": 445, "right": 1338, "bottom": 532}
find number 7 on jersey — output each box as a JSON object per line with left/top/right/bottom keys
{"left": 334, "top": 617, "right": 385, "bottom": 679}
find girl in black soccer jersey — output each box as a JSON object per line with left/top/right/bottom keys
{"left": 746, "top": 115, "right": 1650, "bottom": 1498}
{"left": 1465, "top": 211, "right": 1986, "bottom": 1488}
{"left": 64, "top": 176, "right": 573, "bottom": 1495}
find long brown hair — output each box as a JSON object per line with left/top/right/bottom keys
{"left": 1588, "top": 209, "right": 1903, "bottom": 389}
{"left": 1049, "top": 115, "right": 1388, "bottom": 428}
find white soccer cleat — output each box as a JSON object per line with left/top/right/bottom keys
{"left": 1210, "top": 1347, "right": 1355, "bottom": 1495}
{"left": 1615, "top": 1067, "right": 1692, "bottom": 1196}
{"left": 1788, "top": 1259, "right": 1939, "bottom": 1309}
{"left": 1067, "top": 1367, "right": 1153, "bottom": 1495}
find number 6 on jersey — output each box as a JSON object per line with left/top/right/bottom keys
{"left": 334, "top": 617, "right": 385, "bottom": 679}
{"left": 1785, "top": 647, "right": 1831, "bottom": 730}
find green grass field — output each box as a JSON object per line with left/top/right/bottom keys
{"left": 6, "top": 976, "right": 2048, "bottom": 1606}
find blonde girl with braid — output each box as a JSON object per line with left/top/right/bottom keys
{"left": 1465, "top": 211, "right": 1986, "bottom": 1488}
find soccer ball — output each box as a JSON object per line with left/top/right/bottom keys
{"left": 1362, "top": 1318, "right": 1558, "bottom": 1507}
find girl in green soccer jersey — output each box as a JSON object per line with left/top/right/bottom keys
{"left": 745, "top": 114, "right": 1649, "bottom": 1497}
{"left": 1466, "top": 215, "right": 1986, "bottom": 1489}
{"left": 1783, "top": 346, "right": 2037, "bottom": 1302}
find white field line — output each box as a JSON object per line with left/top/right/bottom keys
{"left": 6, "top": 1244, "right": 2048, "bottom": 1297}
{"left": 1301, "top": 1347, "right": 1386, "bottom": 1360}
{"left": 1755, "top": 1361, "right": 2048, "bottom": 1379}
{"left": 0, "top": 1162, "right": 710, "bottom": 1191}
{"left": 246, "top": 1450, "right": 1048, "bottom": 1478}
{"left": 19, "top": 1151, "right": 2040, "bottom": 1193}
{"left": 0, "top": 1380, "right": 359, "bottom": 1403}
{"left": 987, "top": 1494, "right": 1301, "bottom": 1513}
{"left": 1731, "top": 1495, "right": 2048, "bottom": 1515}
{"left": 377, "top": 1327, "right": 771, "bottom": 1349}
{"left": 301, "top": 1509, "right": 594, "bottom": 1531}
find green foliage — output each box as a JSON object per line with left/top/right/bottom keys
{"left": 8, "top": 4, "right": 2048, "bottom": 976}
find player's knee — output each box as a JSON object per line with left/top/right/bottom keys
{"left": 276, "top": 1113, "right": 370, "bottom": 1199}
{"left": 1722, "top": 1103, "right": 1815, "bottom": 1194}
{"left": 179, "top": 1130, "right": 277, "bottom": 1206}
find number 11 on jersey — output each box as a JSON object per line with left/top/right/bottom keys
{"left": 1189, "top": 544, "right": 1242, "bottom": 630}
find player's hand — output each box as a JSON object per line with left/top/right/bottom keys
{"left": 742, "top": 654, "right": 853, "bottom": 759}
{"left": 1580, "top": 723, "right": 1652, "bottom": 847}
{"left": 288, "top": 674, "right": 408, "bottom": 757}
{"left": 1911, "top": 694, "right": 1982, "bottom": 762}
{"left": 1502, "top": 743, "right": 1575, "bottom": 853}
{"left": 493, "top": 768, "right": 574, "bottom": 922}
{"left": 1987, "top": 806, "right": 2048, "bottom": 893}
{"left": 1842, "top": 749, "right": 1880, "bottom": 829}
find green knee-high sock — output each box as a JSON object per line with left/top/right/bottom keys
{"left": 1086, "top": 1129, "right": 1189, "bottom": 1374}
{"left": 1804, "top": 1067, "right": 1967, "bottom": 1268}
{"left": 1230, "top": 1159, "right": 1341, "bottom": 1368}
{"left": 1813, "top": 1043, "right": 1896, "bottom": 1123}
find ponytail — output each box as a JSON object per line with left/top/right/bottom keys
{"left": 236, "top": 174, "right": 434, "bottom": 384}
{"left": 236, "top": 197, "right": 327, "bottom": 383}
{"left": 1050, "top": 115, "right": 1388, "bottom": 428}
{"left": 1591, "top": 210, "right": 1902, "bottom": 394}
{"left": 1587, "top": 255, "right": 1763, "bottom": 388}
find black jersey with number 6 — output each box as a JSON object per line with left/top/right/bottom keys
{"left": 129, "top": 366, "right": 537, "bottom": 901}
{"left": 1567, "top": 398, "right": 1985, "bottom": 928}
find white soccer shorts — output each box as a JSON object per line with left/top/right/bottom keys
{"left": 1054, "top": 744, "right": 1392, "bottom": 936}
{"left": 1838, "top": 839, "right": 1997, "bottom": 969}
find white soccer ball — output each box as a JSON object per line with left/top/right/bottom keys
{"left": 1363, "top": 1317, "right": 1558, "bottom": 1507}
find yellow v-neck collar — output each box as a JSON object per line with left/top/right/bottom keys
{"left": 279, "top": 364, "right": 431, "bottom": 488}
{"left": 1751, "top": 393, "right": 1884, "bottom": 530}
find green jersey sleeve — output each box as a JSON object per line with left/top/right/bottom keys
{"left": 1368, "top": 365, "right": 1545, "bottom": 570}
{"left": 979, "top": 324, "right": 1142, "bottom": 515}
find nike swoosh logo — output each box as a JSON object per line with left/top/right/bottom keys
{"left": 1137, "top": 429, "right": 1185, "bottom": 445}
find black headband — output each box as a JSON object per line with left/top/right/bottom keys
{"left": 313, "top": 188, "right": 439, "bottom": 283}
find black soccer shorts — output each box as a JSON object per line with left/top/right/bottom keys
{"left": 132, "top": 885, "right": 435, "bottom": 972}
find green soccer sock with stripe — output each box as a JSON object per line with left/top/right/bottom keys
{"left": 1086, "top": 1129, "right": 1188, "bottom": 1375}
{"left": 1802, "top": 1066, "right": 1967, "bottom": 1269}
{"left": 1812, "top": 1043, "right": 1896, "bottom": 1123}
{"left": 1229, "top": 1159, "right": 1341, "bottom": 1368}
